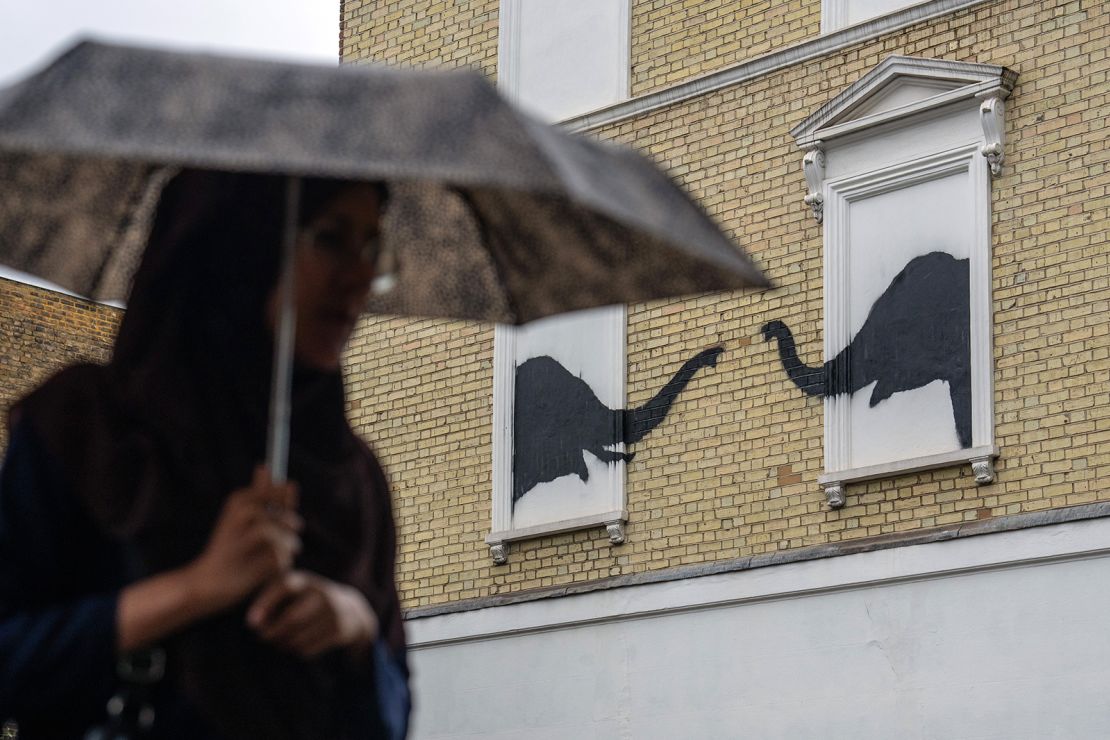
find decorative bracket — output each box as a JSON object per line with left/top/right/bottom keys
{"left": 979, "top": 95, "right": 1005, "bottom": 177}
{"left": 605, "top": 520, "right": 626, "bottom": 545}
{"left": 970, "top": 456, "right": 996, "bottom": 485}
{"left": 489, "top": 541, "right": 508, "bottom": 565}
{"left": 823, "top": 482, "right": 846, "bottom": 510}
{"left": 803, "top": 148, "right": 826, "bottom": 223}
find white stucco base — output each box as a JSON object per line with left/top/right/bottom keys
{"left": 406, "top": 517, "right": 1110, "bottom": 739}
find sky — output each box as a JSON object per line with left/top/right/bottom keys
{"left": 0, "top": 0, "right": 340, "bottom": 295}
{"left": 0, "top": 0, "right": 340, "bottom": 86}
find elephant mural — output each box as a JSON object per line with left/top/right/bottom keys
{"left": 512, "top": 346, "right": 724, "bottom": 505}
{"left": 762, "top": 251, "right": 971, "bottom": 448}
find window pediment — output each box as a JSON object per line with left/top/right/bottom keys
{"left": 791, "top": 56, "right": 1017, "bottom": 149}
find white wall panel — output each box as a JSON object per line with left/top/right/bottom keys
{"left": 409, "top": 518, "right": 1110, "bottom": 739}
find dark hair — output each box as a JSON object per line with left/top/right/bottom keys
{"left": 299, "top": 178, "right": 390, "bottom": 227}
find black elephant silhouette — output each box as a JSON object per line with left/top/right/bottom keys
{"left": 762, "top": 251, "right": 971, "bottom": 448}
{"left": 512, "top": 346, "right": 724, "bottom": 505}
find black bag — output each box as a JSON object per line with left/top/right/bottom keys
{"left": 83, "top": 647, "right": 166, "bottom": 740}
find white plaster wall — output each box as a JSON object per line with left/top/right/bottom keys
{"left": 407, "top": 519, "right": 1110, "bottom": 739}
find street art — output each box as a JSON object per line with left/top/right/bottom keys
{"left": 762, "top": 251, "right": 971, "bottom": 447}
{"left": 512, "top": 346, "right": 724, "bottom": 505}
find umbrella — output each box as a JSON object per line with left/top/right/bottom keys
{"left": 0, "top": 39, "right": 769, "bottom": 479}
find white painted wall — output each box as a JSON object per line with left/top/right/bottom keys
{"left": 408, "top": 518, "right": 1110, "bottom": 739}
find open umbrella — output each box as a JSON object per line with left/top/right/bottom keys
{"left": 0, "top": 39, "right": 769, "bottom": 480}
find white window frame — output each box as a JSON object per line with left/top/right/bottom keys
{"left": 822, "top": 0, "right": 933, "bottom": 34}
{"left": 820, "top": 146, "right": 995, "bottom": 484}
{"left": 497, "top": 0, "right": 631, "bottom": 121}
{"left": 486, "top": 0, "right": 633, "bottom": 563}
{"left": 487, "top": 309, "right": 628, "bottom": 563}
{"left": 791, "top": 56, "right": 1017, "bottom": 508}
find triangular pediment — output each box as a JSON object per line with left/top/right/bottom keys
{"left": 791, "top": 56, "right": 1017, "bottom": 148}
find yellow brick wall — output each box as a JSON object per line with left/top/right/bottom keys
{"left": 341, "top": 0, "right": 1109, "bottom": 610}
{"left": 630, "top": 0, "right": 817, "bottom": 96}
{"left": 341, "top": 0, "right": 500, "bottom": 78}
{"left": 344, "top": 316, "right": 495, "bottom": 602}
{"left": 0, "top": 279, "right": 121, "bottom": 452}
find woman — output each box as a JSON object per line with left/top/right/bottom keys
{"left": 0, "top": 170, "right": 410, "bottom": 738}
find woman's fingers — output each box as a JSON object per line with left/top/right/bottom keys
{"left": 247, "top": 580, "right": 291, "bottom": 630}
{"left": 247, "top": 464, "right": 299, "bottom": 512}
{"left": 247, "top": 571, "right": 378, "bottom": 659}
{"left": 287, "top": 618, "right": 335, "bottom": 657}
{"left": 259, "top": 590, "right": 322, "bottom": 644}
{"left": 247, "top": 573, "right": 343, "bottom": 657}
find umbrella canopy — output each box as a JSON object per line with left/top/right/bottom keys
{"left": 0, "top": 39, "right": 768, "bottom": 325}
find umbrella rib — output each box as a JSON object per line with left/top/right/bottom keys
{"left": 81, "top": 167, "right": 145, "bottom": 299}
{"left": 454, "top": 188, "right": 522, "bottom": 325}
{"left": 88, "top": 165, "right": 168, "bottom": 300}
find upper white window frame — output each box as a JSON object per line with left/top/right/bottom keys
{"left": 822, "top": 0, "right": 933, "bottom": 34}
{"left": 497, "top": 0, "right": 631, "bottom": 122}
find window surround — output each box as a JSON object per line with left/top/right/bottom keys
{"left": 790, "top": 56, "right": 1017, "bottom": 508}
{"left": 487, "top": 310, "right": 628, "bottom": 564}
{"left": 489, "top": 0, "right": 633, "bottom": 563}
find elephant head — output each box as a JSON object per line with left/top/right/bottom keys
{"left": 512, "top": 346, "right": 724, "bottom": 504}
{"left": 762, "top": 251, "right": 972, "bottom": 448}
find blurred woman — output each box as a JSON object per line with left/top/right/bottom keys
{"left": 0, "top": 170, "right": 410, "bottom": 738}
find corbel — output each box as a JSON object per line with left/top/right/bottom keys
{"left": 803, "top": 148, "right": 826, "bottom": 223}
{"left": 979, "top": 95, "right": 1006, "bottom": 177}
{"left": 823, "top": 481, "right": 846, "bottom": 510}
{"left": 489, "top": 540, "right": 508, "bottom": 565}
{"left": 970, "top": 455, "right": 996, "bottom": 485}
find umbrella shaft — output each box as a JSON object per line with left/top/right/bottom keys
{"left": 266, "top": 176, "right": 300, "bottom": 485}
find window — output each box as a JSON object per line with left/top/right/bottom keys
{"left": 777, "top": 56, "right": 1016, "bottom": 507}
{"left": 823, "top": 0, "right": 931, "bottom": 33}
{"left": 498, "top": 0, "right": 630, "bottom": 122}
{"left": 488, "top": 0, "right": 631, "bottom": 563}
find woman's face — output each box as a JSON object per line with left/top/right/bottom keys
{"left": 267, "top": 183, "right": 383, "bottom": 371}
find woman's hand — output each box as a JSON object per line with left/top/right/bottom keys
{"left": 247, "top": 570, "right": 379, "bottom": 658}
{"left": 117, "top": 466, "right": 302, "bottom": 652}
{"left": 185, "top": 465, "right": 303, "bottom": 614}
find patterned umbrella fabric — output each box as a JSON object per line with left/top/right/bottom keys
{"left": 0, "top": 40, "right": 768, "bottom": 324}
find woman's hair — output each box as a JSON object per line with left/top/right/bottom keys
{"left": 300, "top": 177, "right": 389, "bottom": 227}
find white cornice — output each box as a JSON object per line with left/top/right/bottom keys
{"left": 562, "top": 0, "right": 994, "bottom": 133}
{"left": 791, "top": 55, "right": 1018, "bottom": 148}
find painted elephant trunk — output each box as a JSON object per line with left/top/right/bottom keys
{"left": 623, "top": 346, "right": 724, "bottom": 443}
{"left": 760, "top": 321, "right": 826, "bottom": 396}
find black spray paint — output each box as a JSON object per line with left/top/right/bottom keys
{"left": 762, "top": 251, "right": 971, "bottom": 447}
{"left": 512, "top": 346, "right": 724, "bottom": 505}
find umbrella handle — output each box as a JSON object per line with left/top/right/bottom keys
{"left": 265, "top": 176, "right": 300, "bottom": 485}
